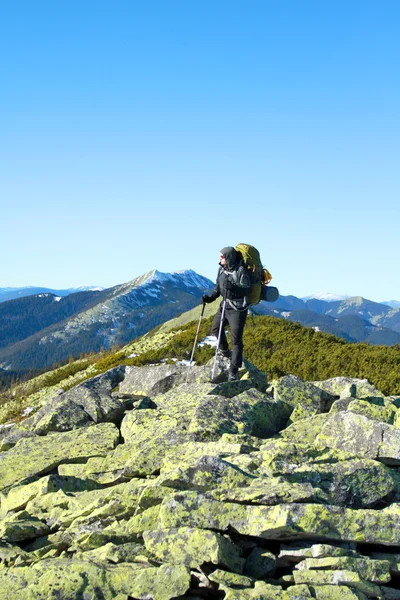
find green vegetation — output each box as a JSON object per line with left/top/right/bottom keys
{"left": 87, "top": 314, "right": 400, "bottom": 396}
{"left": 243, "top": 315, "right": 400, "bottom": 395}
{"left": 1, "top": 314, "right": 400, "bottom": 426}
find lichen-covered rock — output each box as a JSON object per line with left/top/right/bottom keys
{"left": 296, "top": 556, "right": 391, "bottom": 583}
{"left": 60, "top": 366, "right": 126, "bottom": 423}
{"left": 0, "top": 542, "right": 32, "bottom": 567}
{"left": 120, "top": 407, "right": 182, "bottom": 444}
{"left": 143, "top": 526, "right": 245, "bottom": 573}
{"left": 159, "top": 491, "right": 400, "bottom": 546}
{"left": 153, "top": 383, "right": 216, "bottom": 426}
{"left": 158, "top": 454, "right": 255, "bottom": 492}
{"left": 188, "top": 389, "right": 292, "bottom": 441}
{"left": 188, "top": 394, "right": 256, "bottom": 441}
{"left": 280, "top": 414, "right": 330, "bottom": 443}
{"left": 285, "top": 585, "right": 313, "bottom": 599}
{"left": 244, "top": 546, "right": 276, "bottom": 578}
{"left": 211, "top": 477, "right": 326, "bottom": 505}
{"left": 0, "top": 422, "right": 119, "bottom": 492}
{"left": 119, "top": 364, "right": 210, "bottom": 397}
{"left": 287, "top": 403, "right": 318, "bottom": 424}
{"left": 278, "top": 542, "right": 358, "bottom": 566}
{"left": 293, "top": 569, "right": 381, "bottom": 596}
{"left": 270, "top": 375, "right": 332, "bottom": 411}
{"left": 370, "top": 552, "right": 400, "bottom": 575}
{"left": 329, "top": 397, "right": 354, "bottom": 413}
{"left": 0, "top": 557, "right": 161, "bottom": 599}
{"left": 315, "top": 411, "right": 400, "bottom": 464}
{"left": 1, "top": 368, "right": 125, "bottom": 448}
{"left": 309, "top": 585, "right": 368, "bottom": 599}
{"left": 312, "top": 377, "right": 384, "bottom": 401}
{"left": 224, "top": 581, "right": 286, "bottom": 599}
{"left": 348, "top": 398, "right": 398, "bottom": 425}
{"left": 0, "top": 510, "right": 50, "bottom": 542}
{"left": 310, "top": 457, "right": 397, "bottom": 507}
{"left": 255, "top": 440, "right": 395, "bottom": 508}
{"left": 0, "top": 474, "right": 101, "bottom": 517}
{"left": 76, "top": 541, "right": 150, "bottom": 564}
{"left": 128, "top": 563, "right": 191, "bottom": 600}
{"left": 159, "top": 490, "right": 248, "bottom": 532}
{"left": 208, "top": 569, "right": 255, "bottom": 589}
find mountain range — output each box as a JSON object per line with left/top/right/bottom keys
{"left": 0, "top": 286, "right": 103, "bottom": 303}
{"left": 0, "top": 270, "right": 213, "bottom": 373}
{"left": 1, "top": 271, "right": 400, "bottom": 376}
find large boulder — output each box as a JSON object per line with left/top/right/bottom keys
{"left": 0, "top": 367, "right": 126, "bottom": 450}
{"left": 0, "top": 422, "right": 119, "bottom": 492}
{"left": 315, "top": 411, "right": 400, "bottom": 464}
{"left": 270, "top": 375, "right": 333, "bottom": 413}
{"left": 143, "top": 526, "right": 245, "bottom": 573}
{"left": 312, "top": 377, "right": 384, "bottom": 401}
{"left": 0, "top": 557, "right": 190, "bottom": 600}
{"left": 188, "top": 389, "right": 292, "bottom": 441}
{"left": 119, "top": 364, "right": 211, "bottom": 397}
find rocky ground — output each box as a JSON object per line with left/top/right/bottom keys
{"left": 1, "top": 355, "right": 400, "bottom": 599}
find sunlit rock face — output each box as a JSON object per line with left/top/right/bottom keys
{"left": 1, "top": 360, "right": 400, "bottom": 599}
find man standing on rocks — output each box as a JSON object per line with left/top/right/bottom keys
{"left": 201, "top": 247, "right": 251, "bottom": 381}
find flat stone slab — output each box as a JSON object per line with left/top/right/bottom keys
{"left": 315, "top": 411, "right": 400, "bottom": 464}
{"left": 0, "top": 423, "right": 119, "bottom": 492}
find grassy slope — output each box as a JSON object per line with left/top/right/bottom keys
{"left": 1, "top": 307, "right": 400, "bottom": 425}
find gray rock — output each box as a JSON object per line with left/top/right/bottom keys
{"left": 315, "top": 411, "right": 400, "bottom": 464}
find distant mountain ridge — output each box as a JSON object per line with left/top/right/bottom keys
{"left": 254, "top": 293, "right": 400, "bottom": 346}
{"left": 0, "top": 286, "right": 103, "bottom": 303}
{"left": 0, "top": 270, "right": 213, "bottom": 373}
{"left": 1, "top": 271, "right": 400, "bottom": 375}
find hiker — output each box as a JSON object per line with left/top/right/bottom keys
{"left": 201, "top": 247, "right": 251, "bottom": 381}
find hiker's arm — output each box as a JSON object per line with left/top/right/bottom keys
{"left": 201, "top": 269, "right": 221, "bottom": 303}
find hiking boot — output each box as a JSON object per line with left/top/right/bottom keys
{"left": 228, "top": 372, "right": 238, "bottom": 382}
{"left": 218, "top": 349, "right": 232, "bottom": 359}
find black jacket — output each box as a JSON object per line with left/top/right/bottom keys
{"left": 209, "top": 248, "right": 251, "bottom": 310}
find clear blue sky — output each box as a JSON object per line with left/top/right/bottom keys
{"left": 1, "top": 1, "right": 399, "bottom": 301}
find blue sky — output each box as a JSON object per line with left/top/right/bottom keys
{"left": 1, "top": 0, "right": 399, "bottom": 301}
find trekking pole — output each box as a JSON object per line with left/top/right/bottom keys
{"left": 185, "top": 302, "right": 206, "bottom": 384}
{"left": 211, "top": 295, "right": 227, "bottom": 382}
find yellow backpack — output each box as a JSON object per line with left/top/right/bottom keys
{"left": 235, "top": 243, "right": 273, "bottom": 305}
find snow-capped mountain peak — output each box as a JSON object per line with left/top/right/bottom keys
{"left": 302, "top": 292, "right": 351, "bottom": 303}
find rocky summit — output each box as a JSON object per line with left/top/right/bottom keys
{"left": 1, "top": 357, "right": 400, "bottom": 599}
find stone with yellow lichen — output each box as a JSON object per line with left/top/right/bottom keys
{"left": 295, "top": 556, "right": 391, "bottom": 583}
{"left": 0, "top": 557, "right": 178, "bottom": 600}
{"left": 143, "top": 526, "right": 244, "bottom": 573}
{"left": 223, "top": 580, "right": 286, "bottom": 600}
{"left": 0, "top": 422, "right": 119, "bottom": 493}
{"left": 157, "top": 454, "right": 255, "bottom": 492}
{"left": 315, "top": 411, "right": 400, "bottom": 463}
{"left": 309, "top": 585, "right": 368, "bottom": 599}
{"left": 0, "top": 510, "right": 50, "bottom": 543}
{"left": 348, "top": 397, "right": 398, "bottom": 425}
{"left": 293, "top": 569, "right": 381, "bottom": 597}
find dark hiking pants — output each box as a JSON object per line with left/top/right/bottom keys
{"left": 211, "top": 302, "right": 248, "bottom": 373}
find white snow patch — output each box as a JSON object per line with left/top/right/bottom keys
{"left": 282, "top": 312, "right": 291, "bottom": 318}
{"left": 22, "top": 406, "right": 35, "bottom": 417}
{"left": 198, "top": 335, "right": 218, "bottom": 348}
{"left": 312, "top": 326, "right": 321, "bottom": 332}
{"left": 0, "top": 422, "right": 14, "bottom": 431}
{"left": 303, "top": 292, "right": 351, "bottom": 302}
{"left": 54, "top": 296, "right": 62, "bottom": 302}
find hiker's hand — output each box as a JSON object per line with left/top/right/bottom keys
{"left": 201, "top": 295, "right": 212, "bottom": 304}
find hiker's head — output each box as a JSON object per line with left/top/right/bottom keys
{"left": 220, "top": 247, "right": 238, "bottom": 270}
